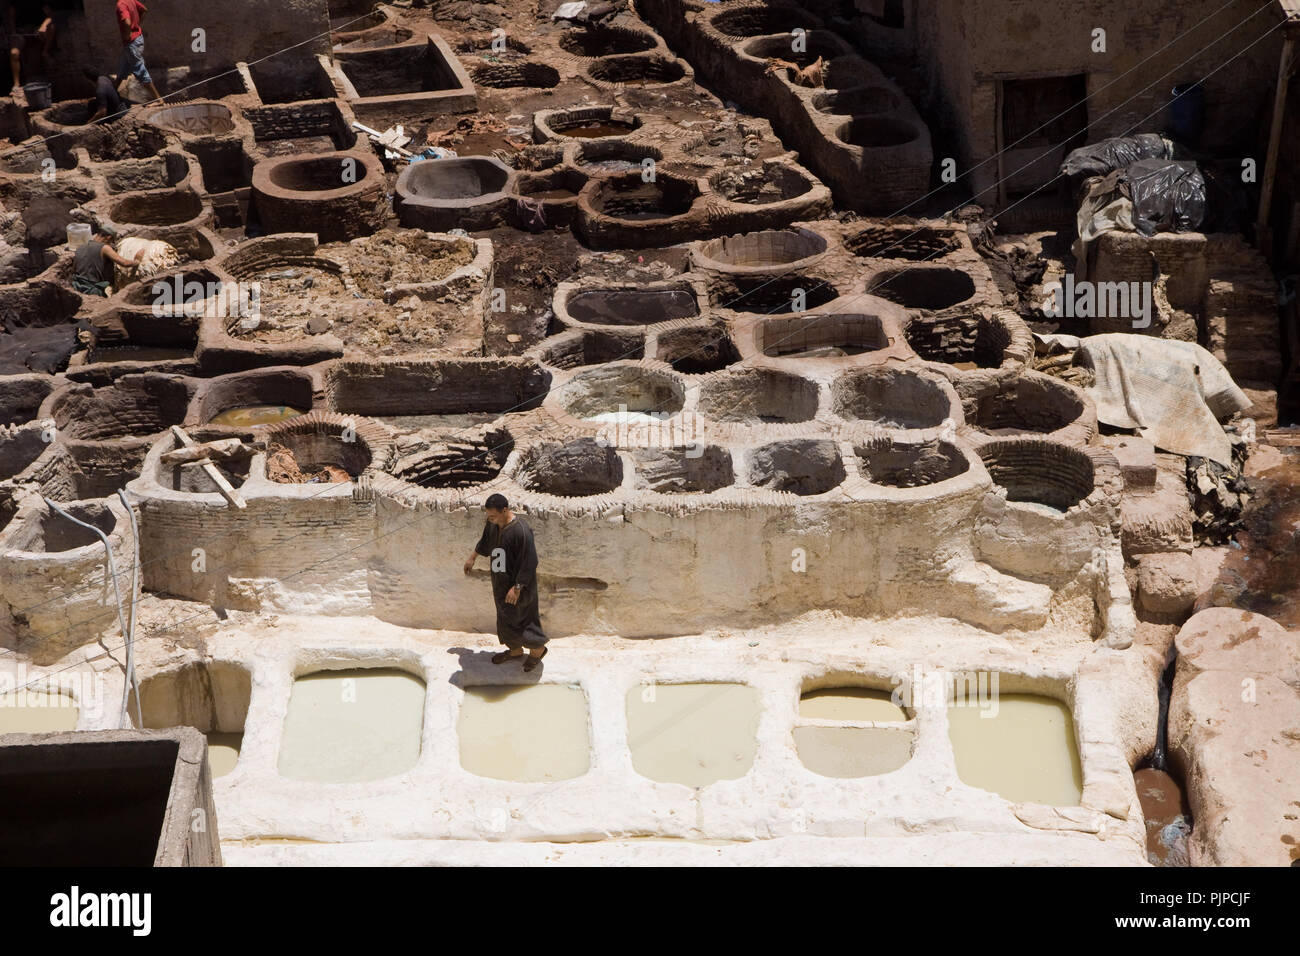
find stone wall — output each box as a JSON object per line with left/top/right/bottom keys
{"left": 909, "top": 0, "right": 1284, "bottom": 200}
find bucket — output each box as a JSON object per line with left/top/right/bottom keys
{"left": 1169, "top": 82, "right": 1205, "bottom": 146}
{"left": 22, "top": 82, "right": 52, "bottom": 110}
{"left": 66, "top": 223, "right": 92, "bottom": 249}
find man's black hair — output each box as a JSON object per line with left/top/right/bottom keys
{"left": 82, "top": 67, "right": 99, "bottom": 83}
{"left": 484, "top": 493, "right": 509, "bottom": 511}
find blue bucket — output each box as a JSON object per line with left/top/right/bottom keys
{"left": 1169, "top": 82, "right": 1205, "bottom": 145}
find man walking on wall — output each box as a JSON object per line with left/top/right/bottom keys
{"left": 115, "top": 0, "right": 160, "bottom": 103}
{"left": 463, "top": 493, "right": 549, "bottom": 671}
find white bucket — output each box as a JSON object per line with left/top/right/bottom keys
{"left": 66, "top": 223, "right": 92, "bottom": 248}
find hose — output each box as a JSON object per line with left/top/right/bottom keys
{"left": 41, "top": 497, "right": 141, "bottom": 728}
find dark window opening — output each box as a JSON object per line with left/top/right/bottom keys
{"left": 866, "top": 0, "right": 905, "bottom": 29}
{"left": 1002, "top": 74, "right": 1089, "bottom": 151}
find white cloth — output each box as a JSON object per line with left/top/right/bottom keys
{"left": 1074, "top": 333, "right": 1250, "bottom": 465}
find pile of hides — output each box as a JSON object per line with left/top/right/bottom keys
{"left": 114, "top": 236, "right": 180, "bottom": 288}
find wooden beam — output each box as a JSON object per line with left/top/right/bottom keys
{"left": 170, "top": 426, "right": 247, "bottom": 509}
{"left": 1258, "top": 36, "right": 1297, "bottom": 253}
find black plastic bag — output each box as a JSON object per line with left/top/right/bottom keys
{"left": 1060, "top": 133, "right": 1174, "bottom": 177}
{"left": 1124, "top": 159, "right": 1207, "bottom": 236}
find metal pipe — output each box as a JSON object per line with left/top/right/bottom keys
{"left": 117, "top": 490, "right": 143, "bottom": 730}
{"left": 41, "top": 498, "right": 138, "bottom": 727}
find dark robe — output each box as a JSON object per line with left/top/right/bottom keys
{"left": 474, "top": 516, "right": 547, "bottom": 648}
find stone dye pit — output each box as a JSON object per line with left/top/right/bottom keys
{"left": 278, "top": 668, "right": 426, "bottom": 784}
{"left": 0, "top": 0, "right": 1293, "bottom": 872}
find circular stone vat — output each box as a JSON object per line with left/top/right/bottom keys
{"left": 847, "top": 224, "right": 960, "bottom": 261}
{"left": 904, "top": 310, "right": 1014, "bottom": 368}
{"left": 743, "top": 32, "right": 849, "bottom": 67}
{"left": 512, "top": 167, "right": 587, "bottom": 229}
{"left": 812, "top": 85, "right": 901, "bottom": 116}
{"left": 712, "top": 275, "right": 837, "bottom": 314}
{"left": 278, "top": 668, "right": 426, "bottom": 783}
{"left": 146, "top": 102, "right": 235, "bottom": 135}
{"left": 632, "top": 445, "right": 734, "bottom": 494}
{"left": 472, "top": 62, "right": 560, "bottom": 89}
{"left": 43, "top": 100, "right": 93, "bottom": 127}
{"left": 948, "top": 692, "right": 1082, "bottom": 806}
{"left": 558, "top": 366, "right": 685, "bottom": 420}
{"left": 1, "top": 376, "right": 58, "bottom": 427}
{"left": 537, "top": 107, "right": 643, "bottom": 142}
{"left": 866, "top": 267, "right": 977, "bottom": 310}
{"left": 559, "top": 25, "right": 656, "bottom": 56}
{"left": 710, "top": 4, "right": 806, "bottom": 37}
{"left": 263, "top": 416, "right": 375, "bottom": 482}
{"left": 747, "top": 439, "right": 845, "bottom": 496}
{"left": 565, "top": 285, "right": 698, "bottom": 326}
{"left": 158, "top": 427, "right": 254, "bottom": 493}
{"left": 516, "top": 438, "right": 623, "bottom": 497}
{"left": 655, "top": 325, "right": 740, "bottom": 373}
{"left": 109, "top": 188, "right": 203, "bottom": 226}
{"left": 394, "top": 156, "right": 513, "bottom": 232}
{"left": 588, "top": 171, "right": 699, "bottom": 220}
{"left": 693, "top": 228, "right": 827, "bottom": 273}
{"left": 587, "top": 54, "right": 685, "bottom": 86}
{"left": 822, "top": 58, "right": 877, "bottom": 90}
{"left": 515, "top": 167, "right": 586, "bottom": 200}
{"left": 978, "top": 439, "right": 1095, "bottom": 513}
{"left": 832, "top": 367, "right": 952, "bottom": 428}
{"left": 50, "top": 377, "right": 191, "bottom": 441}
{"left": 393, "top": 434, "right": 511, "bottom": 489}
{"left": 709, "top": 165, "right": 814, "bottom": 205}
{"left": 836, "top": 116, "right": 920, "bottom": 149}
{"left": 252, "top": 151, "right": 385, "bottom": 241}
{"left": 195, "top": 369, "right": 315, "bottom": 426}
{"left": 756, "top": 312, "right": 890, "bottom": 358}
{"left": 626, "top": 683, "right": 760, "bottom": 786}
{"left": 458, "top": 685, "right": 591, "bottom": 782}
{"left": 572, "top": 140, "right": 662, "bottom": 174}
{"left": 697, "top": 368, "right": 819, "bottom": 423}
{"left": 535, "top": 328, "right": 645, "bottom": 369}
{"left": 121, "top": 266, "right": 223, "bottom": 313}
{"left": 855, "top": 437, "right": 969, "bottom": 488}
{"left": 971, "top": 374, "right": 1087, "bottom": 435}
{"left": 38, "top": 502, "right": 116, "bottom": 553}
{"left": 85, "top": 124, "right": 169, "bottom": 163}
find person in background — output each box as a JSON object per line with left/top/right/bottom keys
{"left": 8, "top": 3, "right": 55, "bottom": 94}
{"left": 463, "top": 493, "right": 550, "bottom": 671}
{"left": 5, "top": 2, "right": 20, "bottom": 94}
{"left": 73, "top": 225, "right": 143, "bottom": 297}
{"left": 114, "top": 0, "right": 160, "bottom": 103}
{"left": 84, "top": 67, "right": 126, "bottom": 122}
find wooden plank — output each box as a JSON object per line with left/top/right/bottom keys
{"left": 170, "top": 425, "right": 247, "bottom": 509}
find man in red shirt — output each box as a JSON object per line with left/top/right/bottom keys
{"left": 114, "top": 0, "right": 160, "bottom": 103}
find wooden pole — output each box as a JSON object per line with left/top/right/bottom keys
{"left": 170, "top": 426, "right": 247, "bottom": 509}
{"left": 1258, "top": 35, "right": 1297, "bottom": 256}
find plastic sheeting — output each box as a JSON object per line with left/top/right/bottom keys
{"left": 1125, "top": 159, "right": 1207, "bottom": 236}
{"left": 1056, "top": 333, "right": 1250, "bottom": 466}
{"left": 1060, "top": 133, "right": 1176, "bottom": 178}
